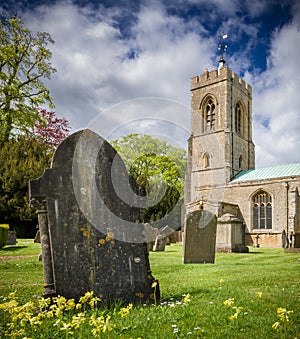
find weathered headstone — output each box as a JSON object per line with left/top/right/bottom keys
{"left": 29, "top": 129, "right": 159, "bottom": 304}
{"left": 0, "top": 224, "right": 9, "bottom": 249}
{"left": 6, "top": 230, "right": 17, "bottom": 246}
{"left": 183, "top": 210, "right": 217, "bottom": 264}
{"left": 282, "top": 230, "right": 288, "bottom": 248}
{"left": 144, "top": 223, "right": 160, "bottom": 251}
{"left": 160, "top": 225, "right": 174, "bottom": 245}
{"left": 153, "top": 235, "right": 166, "bottom": 251}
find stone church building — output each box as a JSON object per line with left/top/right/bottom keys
{"left": 184, "top": 63, "right": 300, "bottom": 250}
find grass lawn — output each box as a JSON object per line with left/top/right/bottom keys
{"left": 0, "top": 240, "right": 299, "bottom": 338}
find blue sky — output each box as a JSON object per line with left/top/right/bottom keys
{"left": 1, "top": 0, "right": 300, "bottom": 168}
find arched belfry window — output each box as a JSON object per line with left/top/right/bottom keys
{"left": 204, "top": 153, "right": 211, "bottom": 168}
{"left": 239, "top": 155, "right": 243, "bottom": 169}
{"left": 235, "top": 101, "right": 243, "bottom": 135}
{"left": 203, "top": 97, "right": 216, "bottom": 131}
{"left": 252, "top": 191, "right": 272, "bottom": 230}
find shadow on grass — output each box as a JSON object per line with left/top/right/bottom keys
{"left": 247, "top": 251, "right": 265, "bottom": 254}
{"left": 0, "top": 246, "right": 27, "bottom": 252}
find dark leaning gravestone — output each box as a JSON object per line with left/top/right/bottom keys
{"left": 29, "top": 129, "right": 159, "bottom": 304}
{"left": 183, "top": 210, "right": 217, "bottom": 264}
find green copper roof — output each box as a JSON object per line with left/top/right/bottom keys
{"left": 232, "top": 163, "right": 300, "bottom": 182}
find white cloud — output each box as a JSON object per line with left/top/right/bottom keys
{"left": 21, "top": 2, "right": 214, "bottom": 145}
{"left": 18, "top": 0, "right": 300, "bottom": 168}
{"left": 251, "top": 7, "right": 300, "bottom": 167}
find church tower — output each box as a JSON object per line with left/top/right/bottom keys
{"left": 185, "top": 64, "right": 255, "bottom": 205}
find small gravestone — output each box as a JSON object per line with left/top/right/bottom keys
{"left": 6, "top": 230, "right": 17, "bottom": 246}
{"left": 153, "top": 235, "right": 165, "bottom": 251}
{"left": 144, "top": 223, "right": 160, "bottom": 251}
{"left": 183, "top": 210, "right": 217, "bottom": 264}
{"left": 34, "top": 230, "right": 40, "bottom": 243}
{"left": 282, "top": 230, "right": 288, "bottom": 248}
{"left": 29, "top": 129, "right": 159, "bottom": 304}
{"left": 160, "top": 225, "right": 174, "bottom": 245}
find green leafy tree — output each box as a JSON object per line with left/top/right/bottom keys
{"left": 111, "top": 134, "right": 187, "bottom": 227}
{"left": 0, "top": 136, "right": 51, "bottom": 223}
{"left": 0, "top": 136, "right": 52, "bottom": 226}
{"left": 0, "top": 18, "right": 56, "bottom": 143}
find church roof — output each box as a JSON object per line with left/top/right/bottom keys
{"left": 231, "top": 163, "right": 300, "bottom": 182}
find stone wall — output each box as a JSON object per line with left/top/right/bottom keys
{"left": 225, "top": 177, "right": 300, "bottom": 247}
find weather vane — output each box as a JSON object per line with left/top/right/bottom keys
{"left": 218, "top": 33, "right": 228, "bottom": 67}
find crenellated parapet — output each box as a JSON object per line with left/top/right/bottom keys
{"left": 191, "top": 66, "right": 252, "bottom": 95}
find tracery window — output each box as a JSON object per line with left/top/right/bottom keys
{"left": 252, "top": 191, "right": 272, "bottom": 230}
{"left": 235, "top": 102, "right": 243, "bottom": 135}
{"left": 205, "top": 98, "right": 216, "bottom": 131}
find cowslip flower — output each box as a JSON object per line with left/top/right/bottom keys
{"left": 38, "top": 297, "right": 51, "bottom": 310}
{"left": 182, "top": 293, "right": 191, "bottom": 303}
{"left": 79, "top": 291, "right": 94, "bottom": 304}
{"left": 119, "top": 304, "right": 133, "bottom": 317}
{"left": 90, "top": 315, "right": 115, "bottom": 335}
{"left": 88, "top": 296, "right": 101, "bottom": 308}
{"left": 229, "top": 306, "right": 243, "bottom": 321}
{"left": 71, "top": 312, "right": 86, "bottom": 329}
{"left": 65, "top": 298, "right": 76, "bottom": 311}
{"left": 223, "top": 298, "right": 234, "bottom": 307}
{"left": 53, "top": 295, "right": 67, "bottom": 309}
{"left": 60, "top": 322, "right": 74, "bottom": 335}
{"left": 277, "top": 307, "right": 293, "bottom": 322}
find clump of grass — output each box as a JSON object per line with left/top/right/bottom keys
{"left": 0, "top": 243, "right": 299, "bottom": 338}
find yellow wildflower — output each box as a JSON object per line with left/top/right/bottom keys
{"left": 151, "top": 281, "right": 157, "bottom": 288}
{"left": 277, "top": 307, "right": 293, "bottom": 322}
{"left": 230, "top": 306, "right": 243, "bottom": 321}
{"left": 90, "top": 314, "right": 115, "bottom": 335}
{"left": 119, "top": 304, "right": 133, "bottom": 317}
{"left": 7, "top": 291, "right": 18, "bottom": 300}
{"left": 88, "top": 296, "right": 101, "bottom": 308}
{"left": 272, "top": 321, "right": 280, "bottom": 330}
{"left": 45, "top": 310, "right": 54, "bottom": 318}
{"left": 38, "top": 297, "right": 51, "bottom": 309}
{"left": 223, "top": 298, "right": 234, "bottom": 307}
{"left": 182, "top": 293, "right": 191, "bottom": 303}
{"left": 71, "top": 312, "right": 86, "bottom": 329}
{"left": 52, "top": 295, "right": 67, "bottom": 310}
{"left": 65, "top": 298, "right": 76, "bottom": 311}
{"left": 60, "top": 322, "right": 74, "bottom": 335}
{"left": 79, "top": 291, "right": 94, "bottom": 304}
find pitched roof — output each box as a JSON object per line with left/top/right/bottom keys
{"left": 231, "top": 163, "right": 300, "bottom": 182}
